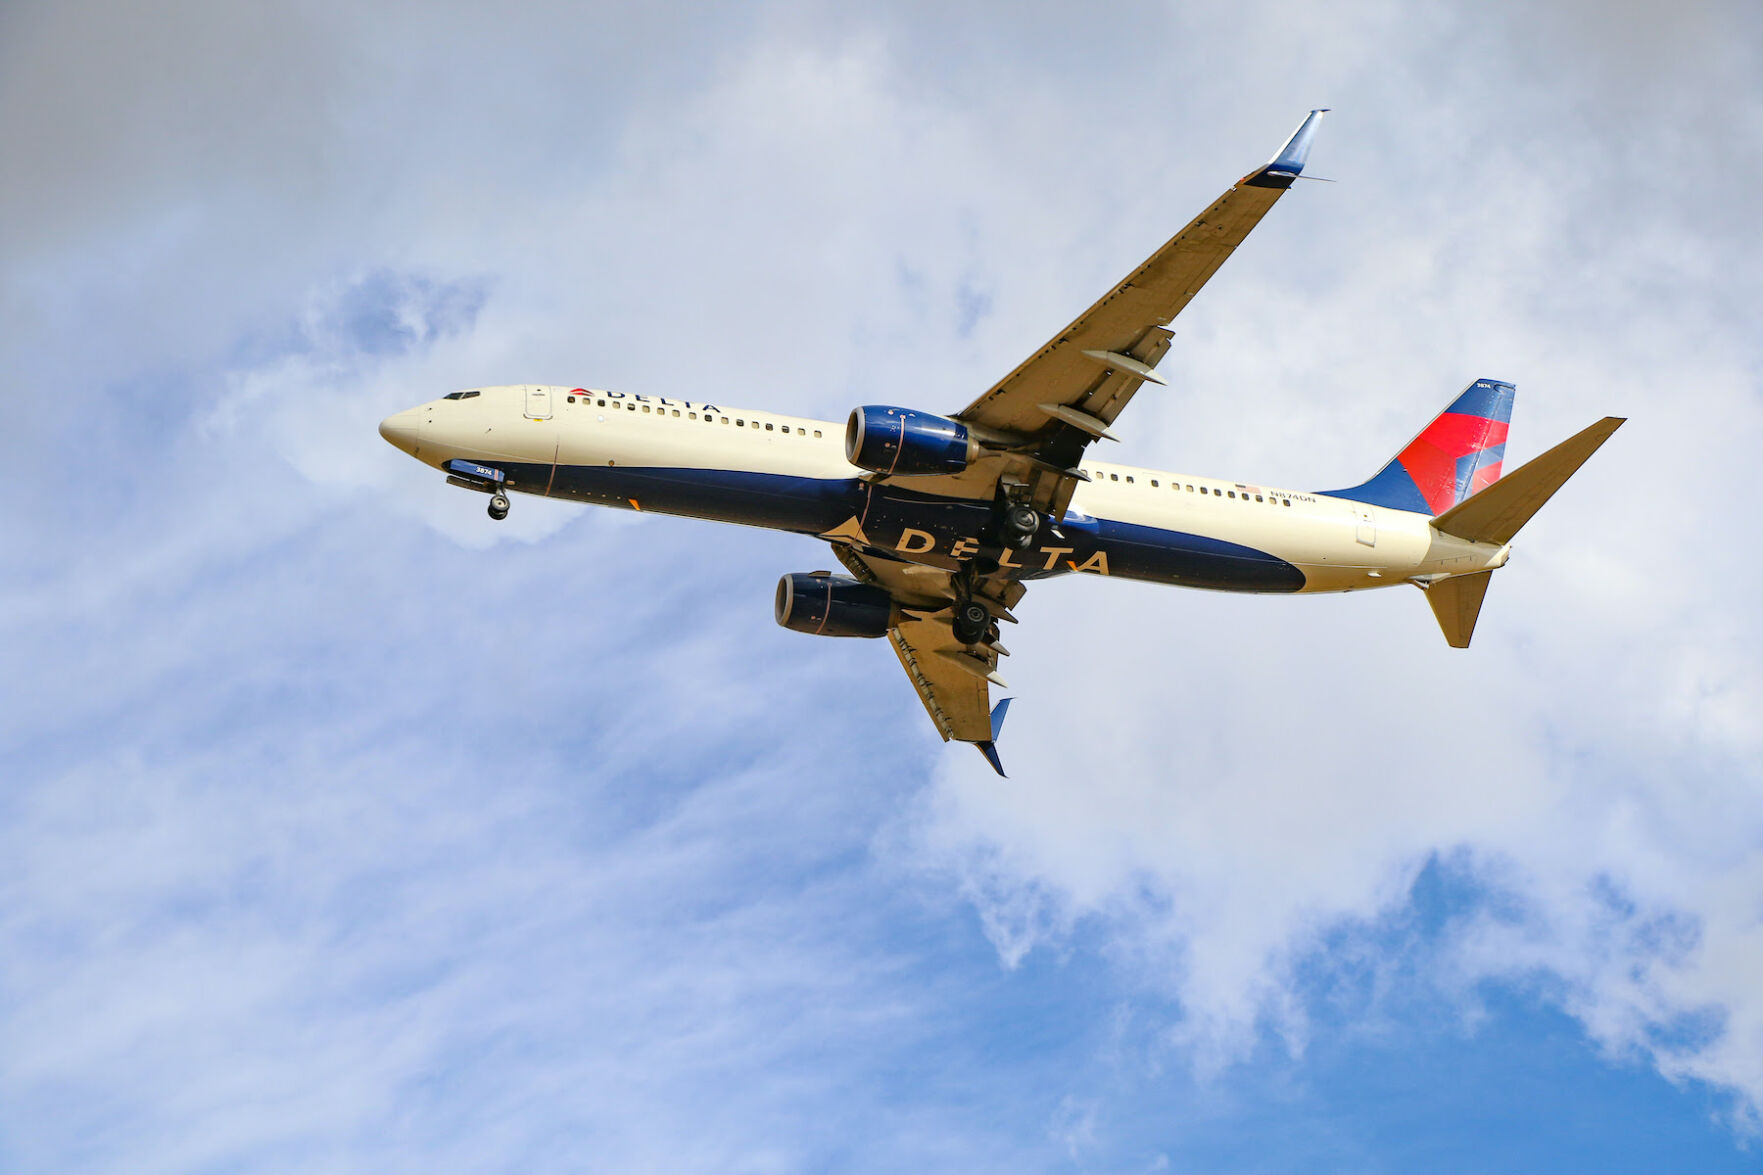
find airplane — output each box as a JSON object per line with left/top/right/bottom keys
{"left": 379, "top": 110, "right": 1623, "bottom": 776}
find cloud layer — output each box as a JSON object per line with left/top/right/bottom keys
{"left": 4, "top": 0, "right": 1761, "bottom": 1169}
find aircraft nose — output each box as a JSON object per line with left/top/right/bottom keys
{"left": 378, "top": 408, "right": 422, "bottom": 456}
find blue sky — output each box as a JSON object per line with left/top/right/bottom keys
{"left": 4, "top": 1, "right": 1762, "bottom": 1171}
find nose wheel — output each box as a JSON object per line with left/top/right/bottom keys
{"left": 488, "top": 491, "right": 510, "bottom": 521}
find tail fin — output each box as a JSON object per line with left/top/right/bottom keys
{"left": 1327, "top": 379, "right": 1516, "bottom": 515}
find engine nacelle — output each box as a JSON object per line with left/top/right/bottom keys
{"left": 775, "top": 573, "right": 893, "bottom": 638}
{"left": 845, "top": 406, "right": 976, "bottom": 476}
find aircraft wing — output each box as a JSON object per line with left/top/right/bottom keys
{"left": 829, "top": 541, "right": 1016, "bottom": 772}
{"left": 888, "top": 111, "right": 1328, "bottom": 521}
{"left": 832, "top": 113, "right": 1327, "bottom": 771}
{"left": 889, "top": 616, "right": 999, "bottom": 742}
{"left": 960, "top": 109, "right": 1327, "bottom": 437}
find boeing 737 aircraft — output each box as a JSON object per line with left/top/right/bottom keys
{"left": 380, "top": 111, "right": 1623, "bottom": 774}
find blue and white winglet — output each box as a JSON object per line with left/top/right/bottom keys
{"left": 1243, "top": 108, "right": 1329, "bottom": 188}
{"left": 975, "top": 697, "right": 1013, "bottom": 778}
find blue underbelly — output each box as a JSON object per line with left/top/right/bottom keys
{"left": 545, "top": 464, "right": 858, "bottom": 534}
{"left": 1092, "top": 518, "right": 1305, "bottom": 592}
{"left": 509, "top": 463, "right": 1304, "bottom": 592}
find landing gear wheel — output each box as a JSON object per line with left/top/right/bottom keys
{"left": 488, "top": 491, "right": 510, "bottom": 521}
{"left": 952, "top": 599, "right": 991, "bottom": 645}
{"left": 1001, "top": 503, "right": 1041, "bottom": 549}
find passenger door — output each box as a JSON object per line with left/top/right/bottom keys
{"left": 524, "top": 385, "right": 553, "bottom": 420}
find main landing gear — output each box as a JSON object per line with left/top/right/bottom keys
{"left": 488, "top": 491, "right": 510, "bottom": 521}
{"left": 997, "top": 503, "right": 1041, "bottom": 549}
{"left": 952, "top": 598, "right": 992, "bottom": 645}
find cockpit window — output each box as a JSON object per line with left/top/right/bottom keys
{"left": 443, "top": 390, "right": 481, "bottom": 400}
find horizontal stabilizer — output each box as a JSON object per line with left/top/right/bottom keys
{"left": 1427, "top": 571, "right": 1493, "bottom": 648}
{"left": 1430, "top": 417, "right": 1625, "bottom": 545}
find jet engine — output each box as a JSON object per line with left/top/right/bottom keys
{"left": 775, "top": 573, "right": 894, "bottom": 638}
{"left": 845, "top": 406, "right": 978, "bottom": 476}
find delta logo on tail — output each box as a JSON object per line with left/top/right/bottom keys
{"left": 1328, "top": 380, "right": 1515, "bottom": 515}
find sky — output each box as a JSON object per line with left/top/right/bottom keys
{"left": 3, "top": 0, "right": 1762, "bottom": 1171}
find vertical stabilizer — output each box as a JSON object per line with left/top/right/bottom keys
{"left": 1426, "top": 572, "right": 1493, "bottom": 648}
{"left": 1326, "top": 379, "right": 1515, "bottom": 515}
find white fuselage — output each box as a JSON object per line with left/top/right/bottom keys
{"left": 379, "top": 385, "right": 1510, "bottom": 594}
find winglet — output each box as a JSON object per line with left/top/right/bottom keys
{"left": 1245, "top": 108, "right": 1329, "bottom": 189}
{"left": 973, "top": 698, "right": 1013, "bottom": 777}
{"left": 990, "top": 697, "right": 1012, "bottom": 740}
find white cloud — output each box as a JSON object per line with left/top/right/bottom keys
{"left": 5, "top": 0, "right": 1762, "bottom": 1167}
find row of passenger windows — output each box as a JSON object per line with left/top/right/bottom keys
{"left": 551, "top": 392, "right": 1282, "bottom": 503}
{"left": 567, "top": 395, "right": 824, "bottom": 438}
{"left": 1085, "top": 468, "right": 1293, "bottom": 506}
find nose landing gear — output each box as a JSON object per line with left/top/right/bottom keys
{"left": 488, "top": 491, "right": 510, "bottom": 521}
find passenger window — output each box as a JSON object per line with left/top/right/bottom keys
{"left": 1151, "top": 480, "right": 1159, "bottom": 488}
{"left": 722, "top": 417, "right": 730, "bottom": 424}
{"left": 1186, "top": 484, "right": 1193, "bottom": 492}
{"left": 736, "top": 419, "right": 744, "bottom": 427}
{"left": 597, "top": 399, "right": 606, "bottom": 407}
{"left": 567, "top": 395, "right": 576, "bottom": 403}
{"left": 673, "top": 409, "right": 681, "bottom": 417}
{"left": 1110, "top": 473, "right": 1119, "bottom": 481}
{"left": 1125, "top": 476, "right": 1134, "bottom": 485}
{"left": 1282, "top": 499, "right": 1291, "bottom": 507}
{"left": 765, "top": 423, "right": 773, "bottom": 431}
{"left": 1227, "top": 491, "right": 1236, "bottom": 499}
{"left": 813, "top": 429, "right": 822, "bottom": 438}
{"left": 1255, "top": 494, "right": 1263, "bottom": 502}
{"left": 642, "top": 405, "right": 651, "bottom": 413}
{"left": 689, "top": 412, "right": 697, "bottom": 420}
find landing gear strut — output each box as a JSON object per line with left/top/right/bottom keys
{"left": 488, "top": 491, "right": 510, "bottom": 521}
